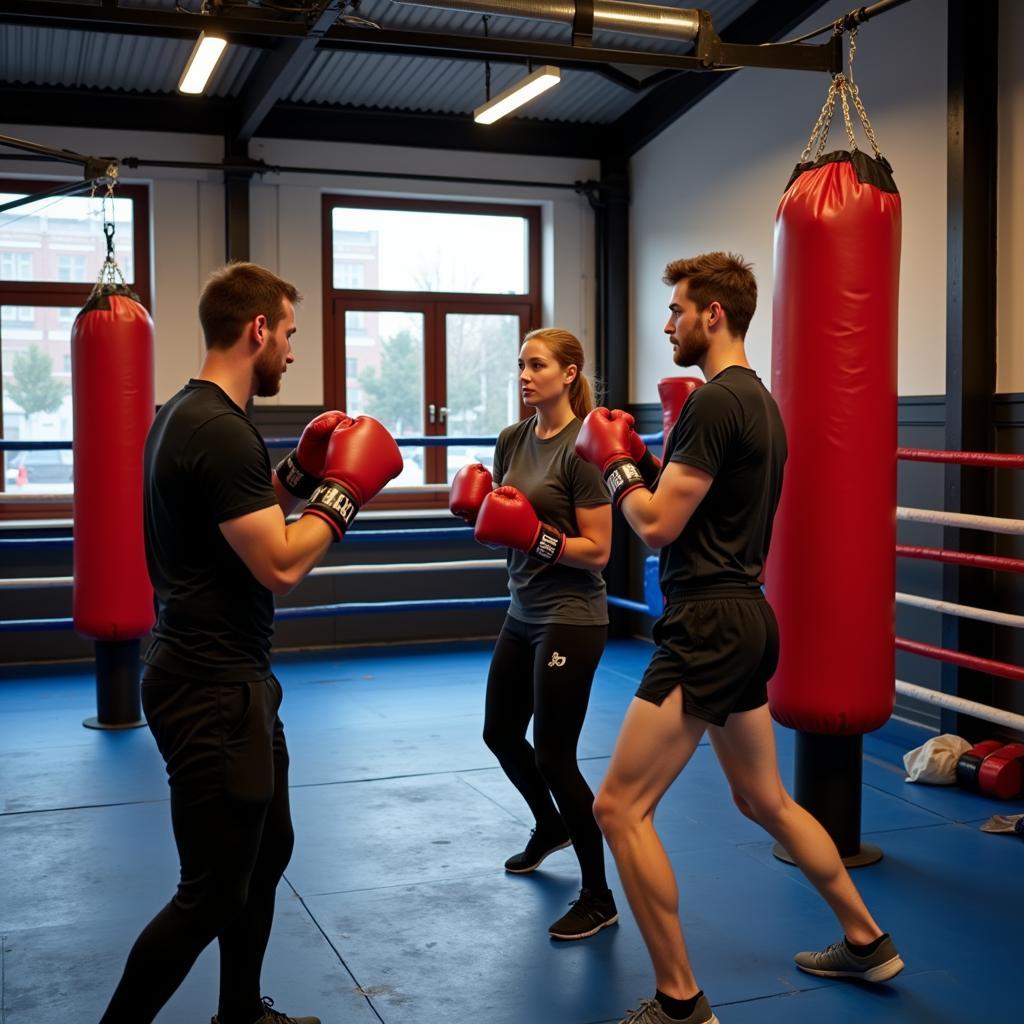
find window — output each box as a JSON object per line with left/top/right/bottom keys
{"left": 1, "top": 252, "right": 33, "bottom": 280}
{"left": 56, "top": 254, "right": 87, "bottom": 282}
{"left": 323, "top": 196, "right": 540, "bottom": 507}
{"left": 0, "top": 180, "right": 150, "bottom": 514}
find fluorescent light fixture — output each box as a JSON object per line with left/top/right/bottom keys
{"left": 178, "top": 32, "right": 228, "bottom": 95}
{"left": 473, "top": 65, "right": 560, "bottom": 125}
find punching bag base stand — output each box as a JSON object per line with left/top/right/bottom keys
{"left": 771, "top": 841, "right": 883, "bottom": 869}
{"left": 82, "top": 716, "right": 146, "bottom": 731}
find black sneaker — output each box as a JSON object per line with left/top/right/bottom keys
{"left": 211, "top": 996, "right": 321, "bottom": 1024}
{"left": 504, "top": 825, "right": 571, "bottom": 873}
{"left": 548, "top": 887, "right": 619, "bottom": 940}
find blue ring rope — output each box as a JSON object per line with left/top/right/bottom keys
{"left": 0, "top": 432, "right": 664, "bottom": 453}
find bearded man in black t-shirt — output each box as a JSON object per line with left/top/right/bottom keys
{"left": 575, "top": 253, "right": 901, "bottom": 1024}
{"left": 99, "top": 263, "right": 402, "bottom": 1024}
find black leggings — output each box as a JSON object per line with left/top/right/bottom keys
{"left": 100, "top": 675, "right": 294, "bottom": 1024}
{"left": 483, "top": 615, "right": 608, "bottom": 892}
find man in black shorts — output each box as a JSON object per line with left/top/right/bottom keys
{"left": 99, "top": 262, "right": 402, "bottom": 1024}
{"left": 576, "top": 253, "right": 901, "bottom": 1024}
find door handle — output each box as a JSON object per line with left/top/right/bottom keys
{"left": 439, "top": 406, "right": 449, "bottom": 424}
{"left": 428, "top": 403, "right": 436, "bottom": 424}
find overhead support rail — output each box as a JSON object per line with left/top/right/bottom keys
{"left": 0, "top": 135, "right": 118, "bottom": 215}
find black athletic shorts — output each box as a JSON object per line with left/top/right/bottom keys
{"left": 636, "top": 588, "right": 779, "bottom": 726}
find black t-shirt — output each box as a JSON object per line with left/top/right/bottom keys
{"left": 659, "top": 365, "right": 787, "bottom": 597}
{"left": 142, "top": 379, "right": 279, "bottom": 681}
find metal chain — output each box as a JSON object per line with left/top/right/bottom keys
{"left": 90, "top": 163, "right": 126, "bottom": 289}
{"left": 844, "top": 30, "right": 883, "bottom": 159}
{"left": 838, "top": 74, "right": 858, "bottom": 150}
{"left": 799, "top": 75, "right": 838, "bottom": 163}
{"left": 799, "top": 27, "right": 883, "bottom": 164}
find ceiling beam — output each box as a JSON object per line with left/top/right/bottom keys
{"left": 257, "top": 102, "right": 614, "bottom": 158}
{"left": 615, "top": 0, "right": 836, "bottom": 155}
{"left": 233, "top": 1, "right": 344, "bottom": 144}
{"left": 0, "top": 85, "right": 611, "bottom": 160}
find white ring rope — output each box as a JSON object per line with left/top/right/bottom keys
{"left": 0, "top": 559, "right": 508, "bottom": 590}
{"left": 0, "top": 576, "right": 70, "bottom": 590}
{"left": 897, "top": 505, "right": 1024, "bottom": 536}
{"left": 308, "top": 558, "right": 505, "bottom": 577}
{"left": 895, "top": 591, "right": 1024, "bottom": 629}
{"left": 895, "top": 679, "right": 1024, "bottom": 732}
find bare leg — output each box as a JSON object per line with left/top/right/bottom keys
{"left": 707, "top": 705, "right": 883, "bottom": 944}
{"left": 593, "top": 688, "right": 707, "bottom": 998}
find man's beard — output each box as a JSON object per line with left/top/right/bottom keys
{"left": 254, "top": 340, "right": 284, "bottom": 397}
{"left": 673, "top": 321, "right": 709, "bottom": 367}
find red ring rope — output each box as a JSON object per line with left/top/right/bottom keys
{"left": 896, "top": 637, "right": 1024, "bottom": 682}
{"left": 897, "top": 448, "right": 1024, "bottom": 469}
{"left": 896, "top": 545, "right": 1024, "bottom": 574}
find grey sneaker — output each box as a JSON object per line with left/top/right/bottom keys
{"left": 619, "top": 995, "right": 719, "bottom": 1024}
{"left": 794, "top": 934, "right": 904, "bottom": 982}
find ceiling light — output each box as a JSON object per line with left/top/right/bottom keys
{"left": 473, "top": 65, "right": 560, "bottom": 125}
{"left": 178, "top": 32, "right": 228, "bottom": 95}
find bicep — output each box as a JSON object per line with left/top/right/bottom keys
{"left": 219, "top": 505, "right": 290, "bottom": 591}
{"left": 574, "top": 502, "right": 612, "bottom": 562}
{"left": 634, "top": 461, "right": 713, "bottom": 548}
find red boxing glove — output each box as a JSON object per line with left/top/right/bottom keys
{"left": 302, "top": 416, "right": 403, "bottom": 540}
{"left": 449, "top": 463, "right": 494, "bottom": 525}
{"left": 276, "top": 410, "right": 348, "bottom": 498}
{"left": 657, "top": 377, "right": 703, "bottom": 438}
{"left": 575, "top": 407, "right": 646, "bottom": 506}
{"left": 474, "top": 486, "right": 565, "bottom": 564}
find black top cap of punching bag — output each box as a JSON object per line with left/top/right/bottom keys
{"left": 784, "top": 149, "right": 898, "bottom": 194}
{"left": 78, "top": 282, "right": 146, "bottom": 317}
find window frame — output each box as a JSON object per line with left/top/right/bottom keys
{"left": 321, "top": 195, "right": 542, "bottom": 510}
{"left": 0, "top": 179, "right": 151, "bottom": 518}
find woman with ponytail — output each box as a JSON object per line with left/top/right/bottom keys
{"left": 449, "top": 327, "right": 617, "bottom": 940}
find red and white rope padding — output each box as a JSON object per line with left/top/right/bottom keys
{"left": 896, "top": 679, "right": 1024, "bottom": 732}
{"left": 896, "top": 591, "right": 1024, "bottom": 629}
{"left": 896, "top": 636, "right": 1024, "bottom": 682}
{"left": 897, "top": 506, "right": 1024, "bottom": 536}
{"left": 896, "top": 545, "right": 1024, "bottom": 574}
{"left": 898, "top": 448, "right": 1024, "bottom": 469}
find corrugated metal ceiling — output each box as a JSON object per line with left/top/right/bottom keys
{"left": 0, "top": 1, "right": 761, "bottom": 124}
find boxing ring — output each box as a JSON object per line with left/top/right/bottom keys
{"left": 2, "top": 436, "right": 1022, "bottom": 736}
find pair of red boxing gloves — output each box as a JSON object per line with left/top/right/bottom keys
{"left": 572, "top": 377, "right": 704, "bottom": 504}
{"left": 450, "top": 465, "right": 566, "bottom": 563}
{"left": 276, "top": 411, "right": 403, "bottom": 539}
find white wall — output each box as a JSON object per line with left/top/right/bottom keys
{"left": 998, "top": 0, "right": 1024, "bottom": 394}
{"left": 1, "top": 125, "right": 597, "bottom": 405}
{"left": 629, "top": 0, "right": 948, "bottom": 402}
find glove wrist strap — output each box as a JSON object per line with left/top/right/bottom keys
{"left": 276, "top": 449, "right": 319, "bottom": 499}
{"left": 530, "top": 523, "right": 565, "bottom": 564}
{"left": 635, "top": 447, "right": 661, "bottom": 489}
{"left": 603, "top": 457, "right": 646, "bottom": 506}
{"left": 303, "top": 479, "right": 359, "bottom": 540}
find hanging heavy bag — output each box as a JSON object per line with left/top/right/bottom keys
{"left": 72, "top": 270, "right": 155, "bottom": 641}
{"left": 766, "top": 39, "right": 901, "bottom": 736}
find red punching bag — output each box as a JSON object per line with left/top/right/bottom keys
{"left": 72, "top": 285, "right": 155, "bottom": 640}
{"left": 657, "top": 377, "right": 703, "bottom": 438}
{"left": 767, "top": 146, "right": 901, "bottom": 736}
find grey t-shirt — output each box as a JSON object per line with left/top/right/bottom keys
{"left": 493, "top": 416, "right": 610, "bottom": 625}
